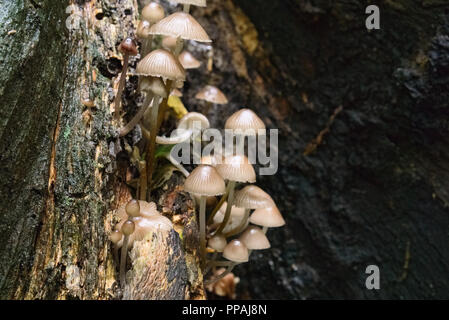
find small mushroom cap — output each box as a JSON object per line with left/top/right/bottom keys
{"left": 125, "top": 199, "right": 141, "bottom": 217}
{"left": 239, "top": 226, "right": 271, "bottom": 250}
{"left": 170, "top": 88, "right": 183, "bottom": 97}
{"left": 136, "top": 20, "right": 151, "bottom": 39}
{"left": 137, "top": 49, "right": 186, "bottom": 81}
{"left": 213, "top": 202, "right": 248, "bottom": 234}
{"left": 117, "top": 215, "right": 173, "bottom": 248}
{"left": 195, "top": 85, "right": 228, "bottom": 104}
{"left": 141, "top": 2, "right": 165, "bottom": 23}
{"left": 140, "top": 76, "right": 168, "bottom": 98}
{"left": 177, "top": 112, "right": 210, "bottom": 131}
{"left": 223, "top": 239, "right": 249, "bottom": 263}
{"left": 118, "top": 38, "right": 138, "bottom": 56}
{"left": 109, "top": 229, "right": 123, "bottom": 244}
{"left": 178, "top": 50, "right": 202, "bottom": 69}
{"left": 149, "top": 12, "right": 211, "bottom": 42}
{"left": 116, "top": 200, "right": 159, "bottom": 227}
{"left": 207, "top": 234, "right": 227, "bottom": 252}
{"left": 162, "top": 36, "right": 178, "bottom": 51}
{"left": 233, "top": 185, "right": 275, "bottom": 209}
{"left": 173, "top": 0, "right": 207, "bottom": 7}
{"left": 184, "top": 165, "right": 226, "bottom": 196}
{"left": 216, "top": 154, "right": 256, "bottom": 183}
{"left": 121, "top": 220, "right": 135, "bottom": 236}
{"left": 225, "top": 108, "right": 266, "bottom": 134}
{"left": 250, "top": 206, "right": 286, "bottom": 227}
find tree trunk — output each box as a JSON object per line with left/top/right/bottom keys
{"left": 1, "top": 0, "right": 449, "bottom": 300}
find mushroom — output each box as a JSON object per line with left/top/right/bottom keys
{"left": 162, "top": 36, "right": 178, "bottom": 52}
{"left": 195, "top": 85, "right": 228, "bottom": 114}
{"left": 214, "top": 155, "right": 256, "bottom": 235}
{"left": 184, "top": 165, "right": 226, "bottom": 266}
{"left": 114, "top": 38, "right": 138, "bottom": 120}
{"left": 172, "top": 0, "right": 207, "bottom": 13}
{"left": 170, "top": 88, "right": 183, "bottom": 97}
{"left": 119, "top": 77, "right": 167, "bottom": 138}
{"left": 210, "top": 202, "right": 248, "bottom": 234}
{"left": 149, "top": 12, "right": 211, "bottom": 56}
{"left": 238, "top": 225, "right": 271, "bottom": 250}
{"left": 207, "top": 234, "right": 227, "bottom": 252}
{"left": 250, "top": 205, "right": 286, "bottom": 233}
{"left": 225, "top": 185, "right": 275, "bottom": 237}
{"left": 225, "top": 108, "right": 266, "bottom": 133}
{"left": 136, "top": 49, "right": 186, "bottom": 193}
{"left": 205, "top": 239, "right": 248, "bottom": 284}
{"left": 119, "top": 199, "right": 140, "bottom": 288}
{"left": 178, "top": 50, "right": 202, "bottom": 69}
{"left": 140, "top": 2, "right": 165, "bottom": 56}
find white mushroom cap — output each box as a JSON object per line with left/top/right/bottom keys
{"left": 140, "top": 76, "right": 168, "bottom": 98}
{"left": 207, "top": 234, "right": 227, "bottom": 252}
{"left": 149, "top": 12, "right": 211, "bottom": 42}
{"left": 200, "top": 154, "right": 223, "bottom": 167}
{"left": 137, "top": 49, "right": 186, "bottom": 81}
{"left": 184, "top": 165, "right": 226, "bottom": 196}
{"left": 177, "top": 112, "right": 210, "bottom": 131}
{"left": 173, "top": 0, "right": 207, "bottom": 7}
{"left": 233, "top": 185, "right": 275, "bottom": 209}
{"left": 250, "top": 206, "right": 285, "bottom": 227}
{"left": 223, "top": 239, "right": 249, "bottom": 263}
{"left": 195, "top": 85, "right": 228, "bottom": 104}
{"left": 216, "top": 154, "right": 256, "bottom": 183}
{"left": 116, "top": 200, "right": 159, "bottom": 228}
{"left": 225, "top": 108, "right": 266, "bottom": 134}
{"left": 178, "top": 50, "right": 202, "bottom": 69}
{"left": 239, "top": 226, "right": 270, "bottom": 250}
{"left": 141, "top": 2, "right": 165, "bottom": 23}
{"left": 212, "top": 202, "right": 247, "bottom": 234}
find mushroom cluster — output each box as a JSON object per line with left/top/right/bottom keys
{"left": 109, "top": 1, "right": 285, "bottom": 290}
{"left": 183, "top": 128, "right": 285, "bottom": 284}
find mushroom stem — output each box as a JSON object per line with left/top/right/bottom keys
{"left": 138, "top": 160, "right": 147, "bottom": 201}
{"left": 215, "top": 180, "right": 236, "bottom": 234}
{"left": 166, "top": 153, "right": 190, "bottom": 177}
{"left": 224, "top": 208, "right": 250, "bottom": 237}
{"left": 113, "top": 245, "right": 120, "bottom": 269}
{"left": 142, "top": 35, "right": 153, "bottom": 58}
{"left": 199, "top": 195, "right": 207, "bottom": 268}
{"left": 114, "top": 52, "right": 130, "bottom": 120}
{"left": 119, "top": 94, "right": 153, "bottom": 137}
{"left": 204, "top": 263, "right": 237, "bottom": 285}
{"left": 207, "top": 184, "right": 231, "bottom": 225}
{"left": 262, "top": 226, "right": 268, "bottom": 234}
{"left": 120, "top": 234, "right": 130, "bottom": 288}
{"left": 183, "top": 4, "right": 191, "bottom": 13}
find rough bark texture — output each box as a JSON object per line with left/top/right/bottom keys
{"left": 1, "top": 0, "right": 449, "bottom": 300}
{"left": 185, "top": 0, "right": 449, "bottom": 299}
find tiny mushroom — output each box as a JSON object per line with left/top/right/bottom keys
{"left": 239, "top": 225, "right": 271, "bottom": 250}
{"left": 178, "top": 50, "right": 202, "bottom": 69}
{"left": 250, "top": 205, "right": 286, "bottom": 232}
{"left": 223, "top": 239, "right": 249, "bottom": 263}
{"left": 207, "top": 234, "right": 227, "bottom": 252}
{"left": 140, "top": 2, "right": 166, "bottom": 56}
{"left": 214, "top": 155, "right": 256, "bottom": 235}
{"left": 195, "top": 85, "right": 228, "bottom": 114}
